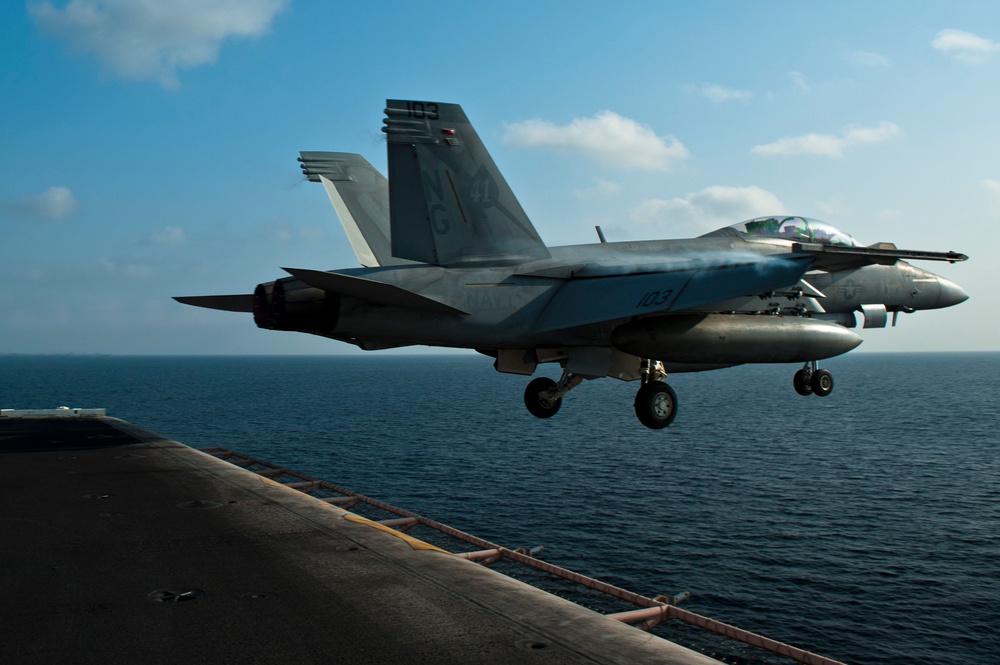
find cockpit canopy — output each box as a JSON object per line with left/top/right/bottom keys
{"left": 730, "top": 216, "right": 860, "bottom": 247}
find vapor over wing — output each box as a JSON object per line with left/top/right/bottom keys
{"left": 533, "top": 254, "right": 814, "bottom": 332}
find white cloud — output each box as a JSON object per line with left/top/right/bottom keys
{"left": 98, "top": 256, "right": 153, "bottom": 278}
{"left": 814, "top": 198, "right": 851, "bottom": 217}
{"left": 630, "top": 185, "right": 785, "bottom": 231}
{"left": 983, "top": 179, "right": 1000, "bottom": 194}
{"left": 847, "top": 50, "right": 890, "bottom": 68}
{"left": 2, "top": 186, "right": 80, "bottom": 219}
{"left": 30, "top": 0, "right": 289, "bottom": 88}
{"left": 790, "top": 71, "right": 811, "bottom": 92}
{"left": 297, "top": 225, "right": 326, "bottom": 242}
{"left": 700, "top": 84, "right": 752, "bottom": 103}
{"left": 752, "top": 121, "right": 900, "bottom": 158}
{"left": 931, "top": 29, "right": 1000, "bottom": 65}
{"left": 573, "top": 178, "right": 622, "bottom": 199}
{"left": 263, "top": 220, "right": 327, "bottom": 243}
{"left": 503, "top": 110, "right": 689, "bottom": 170}
{"left": 151, "top": 225, "right": 186, "bottom": 245}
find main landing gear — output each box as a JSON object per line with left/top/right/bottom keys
{"left": 523, "top": 373, "right": 581, "bottom": 419}
{"left": 523, "top": 359, "right": 678, "bottom": 430}
{"left": 633, "top": 359, "right": 677, "bottom": 429}
{"left": 634, "top": 381, "right": 677, "bottom": 429}
{"left": 793, "top": 360, "right": 834, "bottom": 397}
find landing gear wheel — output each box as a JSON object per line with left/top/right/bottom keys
{"left": 524, "top": 377, "right": 561, "bottom": 419}
{"left": 634, "top": 381, "right": 677, "bottom": 430}
{"left": 811, "top": 369, "right": 834, "bottom": 397}
{"left": 793, "top": 369, "right": 813, "bottom": 396}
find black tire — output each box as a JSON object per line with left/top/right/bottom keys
{"left": 811, "top": 369, "right": 834, "bottom": 397}
{"left": 524, "top": 377, "right": 561, "bottom": 418}
{"left": 793, "top": 369, "right": 813, "bottom": 396}
{"left": 634, "top": 381, "right": 678, "bottom": 429}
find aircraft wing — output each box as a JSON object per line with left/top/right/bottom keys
{"left": 173, "top": 294, "right": 253, "bottom": 312}
{"left": 533, "top": 254, "right": 814, "bottom": 332}
{"left": 792, "top": 242, "right": 968, "bottom": 272}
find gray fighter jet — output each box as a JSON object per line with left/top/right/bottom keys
{"left": 176, "top": 100, "right": 969, "bottom": 429}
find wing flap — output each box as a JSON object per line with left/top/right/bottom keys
{"left": 533, "top": 254, "right": 813, "bottom": 332}
{"left": 282, "top": 267, "right": 468, "bottom": 316}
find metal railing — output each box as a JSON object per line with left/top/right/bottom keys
{"left": 199, "top": 447, "right": 845, "bottom": 665}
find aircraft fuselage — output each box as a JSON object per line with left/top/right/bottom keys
{"left": 253, "top": 234, "right": 964, "bottom": 368}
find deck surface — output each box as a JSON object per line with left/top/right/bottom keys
{"left": 0, "top": 415, "right": 716, "bottom": 664}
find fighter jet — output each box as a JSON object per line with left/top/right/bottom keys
{"left": 176, "top": 99, "right": 969, "bottom": 429}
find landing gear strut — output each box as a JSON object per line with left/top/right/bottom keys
{"left": 793, "top": 361, "right": 834, "bottom": 397}
{"left": 634, "top": 382, "right": 677, "bottom": 429}
{"left": 523, "top": 370, "right": 582, "bottom": 419}
{"left": 634, "top": 359, "right": 678, "bottom": 429}
{"left": 522, "top": 359, "right": 679, "bottom": 430}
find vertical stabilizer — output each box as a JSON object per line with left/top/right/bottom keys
{"left": 382, "top": 100, "right": 550, "bottom": 266}
{"left": 298, "top": 152, "right": 410, "bottom": 267}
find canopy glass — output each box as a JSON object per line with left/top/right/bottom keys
{"left": 729, "top": 216, "right": 860, "bottom": 247}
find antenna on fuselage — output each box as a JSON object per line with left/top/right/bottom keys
{"left": 595, "top": 226, "right": 607, "bottom": 243}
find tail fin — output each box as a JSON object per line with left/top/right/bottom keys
{"left": 382, "top": 100, "right": 550, "bottom": 267}
{"left": 298, "top": 152, "right": 410, "bottom": 267}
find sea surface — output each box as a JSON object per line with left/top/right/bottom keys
{"left": 2, "top": 352, "right": 998, "bottom": 664}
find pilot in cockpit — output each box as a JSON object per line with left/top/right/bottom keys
{"left": 777, "top": 217, "right": 810, "bottom": 240}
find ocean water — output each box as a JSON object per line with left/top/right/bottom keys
{"left": 2, "top": 352, "right": 998, "bottom": 664}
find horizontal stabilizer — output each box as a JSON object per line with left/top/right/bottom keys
{"left": 173, "top": 294, "right": 254, "bottom": 312}
{"left": 282, "top": 267, "right": 468, "bottom": 316}
{"left": 534, "top": 254, "right": 813, "bottom": 332}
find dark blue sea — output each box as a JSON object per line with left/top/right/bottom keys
{"left": 2, "top": 352, "right": 998, "bottom": 664}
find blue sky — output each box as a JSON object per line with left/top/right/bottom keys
{"left": 1, "top": 0, "right": 995, "bottom": 354}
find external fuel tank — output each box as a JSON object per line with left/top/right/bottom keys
{"left": 611, "top": 313, "right": 862, "bottom": 364}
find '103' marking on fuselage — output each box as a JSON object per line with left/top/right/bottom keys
{"left": 637, "top": 290, "right": 674, "bottom": 308}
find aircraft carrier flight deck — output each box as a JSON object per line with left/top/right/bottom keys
{"left": 0, "top": 410, "right": 844, "bottom": 665}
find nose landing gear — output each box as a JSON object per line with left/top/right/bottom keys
{"left": 793, "top": 361, "right": 834, "bottom": 397}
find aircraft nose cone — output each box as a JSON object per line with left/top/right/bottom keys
{"left": 937, "top": 277, "right": 969, "bottom": 308}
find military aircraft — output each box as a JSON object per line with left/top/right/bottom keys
{"left": 176, "top": 99, "right": 969, "bottom": 429}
